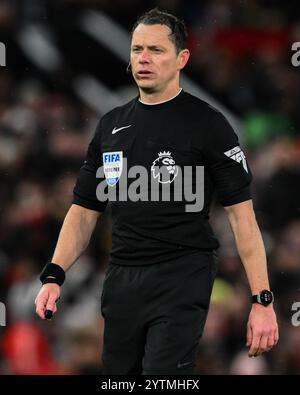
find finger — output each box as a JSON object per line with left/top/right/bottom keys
{"left": 46, "top": 293, "right": 59, "bottom": 312}
{"left": 266, "top": 331, "right": 276, "bottom": 349}
{"left": 35, "top": 295, "right": 48, "bottom": 320}
{"left": 265, "top": 343, "right": 274, "bottom": 353}
{"left": 274, "top": 327, "right": 279, "bottom": 344}
{"left": 248, "top": 333, "right": 261, "bottom": 357}
{"left": 35, "top": 292, "right": 47, "bottom": 307}
{"left": 45, "top": 299, "right": 59, "bottom": 319}
{"left": 268, "top": 328, "right": 279, "bottom": 350}
{"left": 36, "top": 306, "right": 46, "bottom": 320}
{"left": 246, "top": 324, "right": 253, "bottom": 347}
{"left": 257, "top": 334, "right": 269, "bottom": 355}
{"left": 36, "top": 303, "right": 47, "bottom": 319}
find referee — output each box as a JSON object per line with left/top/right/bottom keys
{"left": 35, "top": 9, "right": 279, "bottom": 374}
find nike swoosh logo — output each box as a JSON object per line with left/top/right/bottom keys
{"left": 112, "top": 125, "right": 132, "bottom": 134}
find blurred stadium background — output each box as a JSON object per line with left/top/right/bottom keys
{"left": 0, "top": 0, "right": 300, "bottom": 375}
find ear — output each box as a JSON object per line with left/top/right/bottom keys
{"left": 177, "top": 49, "right": 190, "bottom": 71}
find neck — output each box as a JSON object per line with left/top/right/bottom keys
{"left": 139, "top": 85, "right": 182, "bottom": 104}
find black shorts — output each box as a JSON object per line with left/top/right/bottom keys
{"left": 100, "top": 251, "right": 218, "bottom": 375}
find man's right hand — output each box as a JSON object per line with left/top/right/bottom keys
{"left": 35, "top": 283, "right": 61, "bottom": 320}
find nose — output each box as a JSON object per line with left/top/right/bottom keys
{"left": 139, "top": 50, "right": 151, "bottom": 64}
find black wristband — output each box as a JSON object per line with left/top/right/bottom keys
{"left": 42, "top": 277, "right": 61, "bottom": 285}
{"left": 40, "top": 263, "right": 65, "bottom": 286}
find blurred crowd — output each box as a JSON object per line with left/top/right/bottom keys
{"left": 0, "top": 0, "right": 300, "bottom": 375}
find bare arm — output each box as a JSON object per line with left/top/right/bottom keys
{"left": 51, "top": 203, "right": 101, "bottom": 271}
{"left": 224, "top": 200, "right": 279, "bottom": 357}
{"left": 35, "top": 204, "right": 101, "bottom": 319}
{"left": 225, "top": 200, "right": 269, "bottom": 294}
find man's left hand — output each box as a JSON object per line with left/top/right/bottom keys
{"left": 246, "top": 304, "right": 279, "bottom": 357}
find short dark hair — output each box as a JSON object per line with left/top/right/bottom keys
{"left": 131, "top": 8, "right": 188, "bottom": 54}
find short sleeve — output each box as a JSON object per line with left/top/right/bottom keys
{"left": 202, "top": 110, "right": 252, "bottom": 207}
{"left": 73, "top": 120, "right": 108, "bottom": 212}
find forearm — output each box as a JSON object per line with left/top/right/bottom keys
{"left": 51, "top": 204, "right": 100, "bottom": 272}
{"left": 226, "top": 201, "right": 270, "bottom": 294}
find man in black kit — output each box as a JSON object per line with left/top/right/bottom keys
{"left": 35, "top": 9, "right": 279, "bottom": 374}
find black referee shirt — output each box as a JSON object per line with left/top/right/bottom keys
{"left": 73, "top": 90, "right": 252, "bottom": 265}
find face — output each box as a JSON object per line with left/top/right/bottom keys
{"left": 130, "top": 23, "right": 189, "bottom": 94}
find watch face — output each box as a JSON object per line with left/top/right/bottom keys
{"left": 260, "top": 290, "right": 273, "bottom": 305}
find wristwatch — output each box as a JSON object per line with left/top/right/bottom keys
{"left": 252, "top": 290, "right": 274, "bottom": 306}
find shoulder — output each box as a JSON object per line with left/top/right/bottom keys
{"left": 98, "top": 97, "right": 137, "bottom": 128}
{"left": 183, "top": 92, "right": 237, "bottom": 148}
{"left": 182, "top": 91, "right": 230, "bottom": 125}
{"left": 91, "top": 98, "right": 137, "bottom": 142}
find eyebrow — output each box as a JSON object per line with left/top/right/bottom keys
{"left": 131, "top": 44, "right": 166, "bottom": 50}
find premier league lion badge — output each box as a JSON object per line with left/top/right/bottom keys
{"left": 151, "top": 151, "right": 178, "bottom": 184}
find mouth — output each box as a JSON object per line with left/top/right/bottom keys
{"left": 136, "top": 70, "right": 153, "bottom": 78}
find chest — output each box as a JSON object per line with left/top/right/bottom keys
{"left": 101, "top": 111, "right": 204, "bottom": 170}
